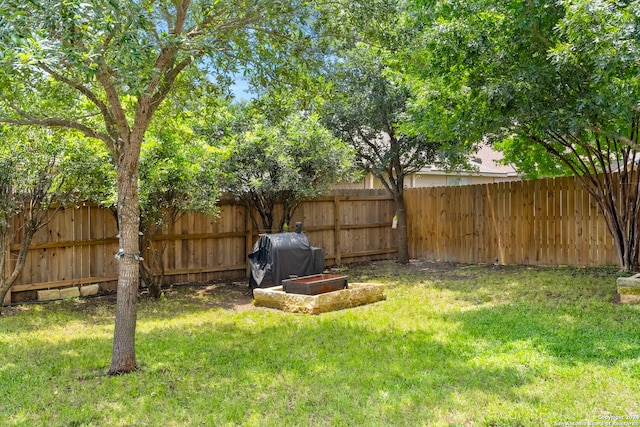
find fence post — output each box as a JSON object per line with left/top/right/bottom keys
{"left": 334, "top": 195, "right": 342, "bottom": 266}
{"left": 3, "top": 249, "right": 10, "bottom": 305}
{"left": 245, "top": 206, "right": 253, "bottom": 278}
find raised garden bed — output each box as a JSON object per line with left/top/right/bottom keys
{"left": 617, "top": 273, "right": 640, "bottom": 304}
{"left": 253, "top": 282, "right": 386, "bottom": 314}
{"left": 282, "top": 274, "right": 348, "bottom": 295}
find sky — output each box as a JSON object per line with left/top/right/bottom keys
{"left": 229, "top": 77, "right": 253, "bottom": 101}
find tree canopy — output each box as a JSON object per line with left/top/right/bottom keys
{"left": 403, "top": 0, "right": 640, "bottom": 270}
{"left": 205, "top": 102, "right": 355, "bottom": 233}
{"left": 0, "top": 125, "right": 110, "bottom": 307}
{"left": 320, "top": 2, "right": 473, "bottom": 263}
{"left": 137, "top": 112, "right": 220, "bottom": 297}
{"left": 0, "top": 0, "right": 345, "bottom": 374}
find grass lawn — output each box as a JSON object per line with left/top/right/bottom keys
{"left": 1, "top": 261, "right": 639, "bottom": 426}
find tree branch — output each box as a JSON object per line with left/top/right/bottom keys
{"left": 0, "top": 95, "right": 113, "bottom": 145}
{"left": 37, "top": 63, "right": 118, "bottom": 138}
{"left": 95, "top": 63, "right": 130, "bottom": 146}
{"left": 148, "top": 56, "right": 194, "bottom": 113}
{"left": 525, "top": 0, "right": 553, "bottom": 49}
{"left": 0, "top": 116, "right": 110, "bottom": 144}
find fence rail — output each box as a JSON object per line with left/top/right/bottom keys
{"left": 405, "top": 176, "right": 617, "bottom": 266}
{"left": 7, "top": 190, "right": 397, "bottom": 302}
{"left": 6, "top": 176, "right": 623, "bottom": 303}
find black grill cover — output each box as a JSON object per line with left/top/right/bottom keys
{"left": 248, "top": 232, "right": 324, "bottom": 289}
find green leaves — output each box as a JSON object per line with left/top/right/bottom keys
{"left": 0, "top": 0, "right": 339, "bottom": 149}
{"left": 397, "top": 0, "right": 640, "bottom": 268}
{"left": 204, "top": 102, "right": 354, "bottom": 232}
{"left": 321, "top": 42, "right": 459, "bottom": 187}
{"left": 401, "top": 0, "right": 640, "bottom": 176}
{"left": 139, "top": 109, "right": 221, "bottom": 231}
{"left": 0, "top": 124, "right": 111, "bottom": 226}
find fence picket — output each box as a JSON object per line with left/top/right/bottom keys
{"left": 6, "top": 178, "right": 622, "bottom": 302}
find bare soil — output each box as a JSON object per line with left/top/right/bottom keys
{"left": 0, "top": 259, "right": 518, "bottom": 317}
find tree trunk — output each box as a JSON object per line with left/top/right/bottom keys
{"left": 394, "top": 189, "right": 410, "bottom": 264}
{"left": 140, "top": 246, "right": 163, "bottom": 299}
{"left": 108, "top": 149, "right": 140, "bottom": 375}
{"left": 599, "top": 197, "right": 640, "bottom": 272}
{"left": 0, "top": 241, "right": 11, "bottom": 309}
{"left": 141, "top": 246, "right": 165, "bottom": 299}
{"left": 0, "top": 221, "right": 44, "bottom": 312}
{"left": 374, "top": 164, "right": 410, "bottom": 265}
{"left": 579, "top": 169, "right": 640, "bottom": 272}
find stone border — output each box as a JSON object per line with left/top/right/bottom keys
{"left": 616, "top": 273, "right": 640, "bottom": 304}
{"left": 36, "top": 284, "right": 100, "bottom": 302}
{"left": 253, "top": 282, "right": 386, "bottom": 314}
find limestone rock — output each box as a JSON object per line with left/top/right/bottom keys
{"left": 253, "top": 283, "right": 386, "bottom": 314}
{"left": 60, "top": 287, "right": 80, "bottom": 299}
{"left": 80, "top": 284, "right": 100, "bottom": 297}
{"left": 617, "top": 274, "right": 640, "bottom": 304}
{"left": 37, "top": 289, "right": 61, "bottom": 301}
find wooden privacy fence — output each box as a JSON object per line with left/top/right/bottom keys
{"left": 6, "top": 175, "right": 622, "bottom": 303}
{"left": 7, "top": 190, "right": 397, "bottom": 302}
{"left": 405, "top": 176, "right": 617, "bottom": 266}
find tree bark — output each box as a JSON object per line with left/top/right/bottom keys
{"left": 0, "top": 202, "right": 58, "bottom": 311}
{"left": 373, "top": 163, "right": 411, "bottom": 265}
{"left": 108, "top": 146, "right": 141, "bottom": 375}
{"left": 394, "top": 188, "right": 410, "bottom": 264}
{"left": 0, "top": 236, "right": 30, "bottom": 310}
{"left": 0, "top": 230, "right": 32, "bottom": 311}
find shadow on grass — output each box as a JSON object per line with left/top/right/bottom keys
{"left": 1, "top": 312, "right": 543, "bottom": 426}
{"left": 134, "top": 316, "right": 548, "bottom": 425}
{"left": 424, "top": 265, "right": 640, "bottom": 367}
{"left": 448, "top": 301, "right": 640, "bottom": 367}
{"left": 3, "top": 264, "right": 639, "bottom": 426}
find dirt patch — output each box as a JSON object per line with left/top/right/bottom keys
{"left": 1, "top": 260, "right": 497, "bottom": 317}
{"left": 1, "top": 304, "right": 30, "bottom": 317}
{"left": 134, "top": 280, "right": 255, "bottom": 312}
{"left": 340, "top": 259, "right": 475, "bottom": 281}
{"left": 188, "top": 281, "right": 254, "bottom": 311}
{"left": 2, "top": 279, "right": 255, "bottom": 317}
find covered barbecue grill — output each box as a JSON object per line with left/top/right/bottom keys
{"left": 248, "top": 224, "right": 324, "bottom": 290}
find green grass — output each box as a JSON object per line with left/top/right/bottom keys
{"left": 1, "top": 262, "right": 639, "bottom": 426}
